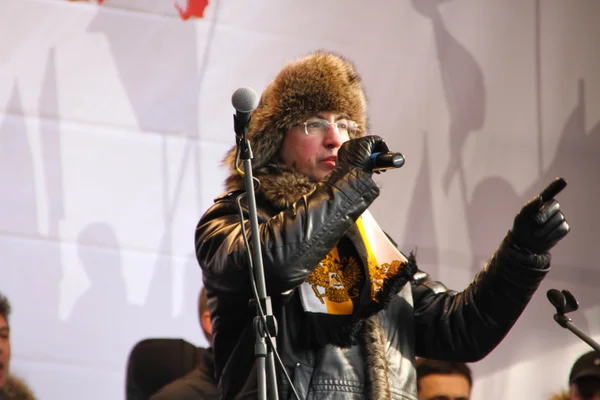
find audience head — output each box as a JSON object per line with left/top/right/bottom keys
{"left": 0, "top": 292, "right": 11, "bottom": 389}
{"left": 416, "top": 358, "right": 472, "bottom": 400}
{"left": 569, "top": 351, "right": 600, "bottom": 400}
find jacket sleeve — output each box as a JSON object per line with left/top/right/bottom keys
{"left": 412, "top": 235, "right": 551, "bottom": 361}
{"left": 195, "top": 169, "right": 379, "bottom": 295}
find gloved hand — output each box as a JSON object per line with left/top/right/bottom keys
{"left": 510, "top": 177, "right": 570, "bottom": 254}
{"left": 336, "top": 135, "right": 390, "bottom": 174}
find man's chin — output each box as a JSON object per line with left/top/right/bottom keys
{"left": 314, "top": 173, "right": 329, "bottom": 182}
{"left": 318, "top": 167, "right": 338, "bottom": 181}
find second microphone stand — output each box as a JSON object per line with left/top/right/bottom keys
{"left": 547, "top": 288, "right": 600, "bottom": 353}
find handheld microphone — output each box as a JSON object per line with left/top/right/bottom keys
{"left": 231, "top": 87, "right": 259, "bottom": 138}
{"left": 371, "top": 152, "right": 405, "bottom": 172}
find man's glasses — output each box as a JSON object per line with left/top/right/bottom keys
{"left": 301, "top": 118, "right": 359, "bottom": 136}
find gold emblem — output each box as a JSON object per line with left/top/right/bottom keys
{"left": 368, "top": 259, "right": 404, "bottom": 300}
{"left": 306, "top": 252, "right": 362, "bottom": 304}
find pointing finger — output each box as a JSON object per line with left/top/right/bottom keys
{"left": 539, "top": 177, "right": 567, "bottom": 203}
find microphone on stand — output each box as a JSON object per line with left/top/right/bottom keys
{"left": 547, "top": 288, "right": 600, "bottom": 353}
{"left": 231, "top": 87, "right": 259, "bottom": 139}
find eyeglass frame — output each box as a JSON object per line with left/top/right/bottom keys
{"left": 299, "top": 117, "right": 360, "bottom": 137}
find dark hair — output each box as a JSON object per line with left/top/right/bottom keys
{"left": 0, "top": 292, "right": 11, "bottom": 322}
{"left": 416, "top": 358, "right": 473, "bottom": 391}
{"left": 573, "top": 376, "right": 600, "bottom": 399}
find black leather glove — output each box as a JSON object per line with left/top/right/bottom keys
{"left": 510, "top": 177, "right": 570, "bottom": 255}
{"left": 336, "top": 135, "right": 390, "bottom": 174}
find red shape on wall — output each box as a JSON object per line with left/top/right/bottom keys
{"left": 175, "top": 0, "right": 209, "bottom": 20}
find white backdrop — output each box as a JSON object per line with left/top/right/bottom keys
{"left": 1, "top": 0, "right": 599, "bottom": 399}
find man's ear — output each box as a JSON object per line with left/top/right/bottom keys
{"left": 201, "top": 311, "right": 212, "bottom": 338}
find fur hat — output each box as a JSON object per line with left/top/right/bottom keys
{"left": 223, "top": 51, "right": 368, "bottom": 185}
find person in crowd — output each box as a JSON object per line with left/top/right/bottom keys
{"left": 416, "top": 358, "right": 472, "bottom": 400}
{"left": 0, "top": 292, "right": 36, "bottom": 400}
{"left": 150, "top": 287, "right": 217, "bottom": 399}
{"left": 551, "top": 351, "right": 600, "bottom": 400}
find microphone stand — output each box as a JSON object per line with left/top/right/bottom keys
{"left": 547, "top": 289, "right": 600, "bottom": 353}
{"left": 234, "top": 114, "right": 280, "bottom": 400}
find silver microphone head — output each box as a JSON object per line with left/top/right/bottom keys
{"left": 231, "top": 87, "right": 259, "bottom": 113}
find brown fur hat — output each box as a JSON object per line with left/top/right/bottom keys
{"left": 222, "top": 51, "right": 368, "bottom": 183}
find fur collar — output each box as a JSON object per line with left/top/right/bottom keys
{"left": 362, "top": 316, "right": 391, "bottom": 400}
{"left": 1, "top": 376, "right": 36, "bottom": 400}
{"left": 224, "top": 162, "right": 317, "bottom": 210}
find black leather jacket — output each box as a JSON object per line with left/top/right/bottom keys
{"left": 195, "top": 167, "right": 550, "bottom": 399}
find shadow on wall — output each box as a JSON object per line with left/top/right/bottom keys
{"left": 412, "top": 0, "right": 487, "bottom": 196}
{"left": 82, "top": 0, "right": 220, "bottom": 346}
{"left": 0, "top": 2, "right": 216, "bottom": 395}
{"left": 0, "top": 50, "right": 63, "bottom": 363}
{"left": 79, "top": 0, "right": 219, "bottom": 355}
{"left": 85, "top": 0, "right": 213, "bottom": 137}
{"left": 411, "top": 0, "right": 600, "bottom": 376}
{"left": 68, "top": 223, "right": 135, "bottom": 366}
{"left": 401, "top": 0, "right": 487, "bottom": 274}
{"left": 400, "top": 132, "right": 440, "bottom": 278}
{"left": 67, "top": 222, "right": 206, "bottom": 368}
